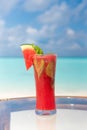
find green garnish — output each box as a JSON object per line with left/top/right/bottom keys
{"left": 21, "top": 43, "right": 44, "bottom": 54}
{"left": 32, "top": 43, "right": 44, "bottom": 54}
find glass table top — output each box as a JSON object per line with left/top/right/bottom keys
{"left": 0, "top": 96, "right": 87, "bottom": 130}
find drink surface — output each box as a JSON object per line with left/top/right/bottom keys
{"left": 33, "top": 54, "right": 56, "bottom": 110}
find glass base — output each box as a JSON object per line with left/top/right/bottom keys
{"left": 35, "top": 109, "right": 56, "bottom": 116}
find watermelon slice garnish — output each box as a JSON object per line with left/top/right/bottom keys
{"left": 20, "top": 43, "right": 43, "bottom": 70}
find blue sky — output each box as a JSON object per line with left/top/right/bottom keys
{"left": 0, "top": 0, "right": 87, "bottom": 57}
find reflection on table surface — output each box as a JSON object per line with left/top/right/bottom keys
{"left": 0, "top": 96, "right": 87, "bottom": 130}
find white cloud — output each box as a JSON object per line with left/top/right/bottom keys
{"left": 0, "top": 0, "right": 20, "bottom": 17}
{"left": 26, "top": 25, "right": 56, "bottom": 41}
{"left": 0, "top": 19, "right": 5, "bottom": 26}
{"left": 8, "top": 36, "right": 16, "bottom": 42}
{"left": 0, "top": 0, "right": 57, "bottom": 15}
{"left": 73, "top": 0, "right": 87, "bottom": 15}
{"left": 26, "top": 27, "right": 39, "bottom": 43}
{"left": 26, "top": 27, "right": 38, "bottom": 34}
{"left": 23, "top": 0, "right": 53, "bottom": 12}
{"left": 0, "top": 19, "right": 5, "bottom": 40}
{"left": 66, "top": 28, "right": 75, "bottom": 36}
{"left": 39, "top": 25, "right": 57, "bottom": 39}
{"left": 0, "top": 23, "right": 39, "bottom": 51}
{"left": 72, "top": 0, "right": 87, "bottom": 23}
{"left": 67, "top": 43, "right": 81, "bottom": 50}
{"left": 38, "top": 3, "right": 69, "bottom": 25}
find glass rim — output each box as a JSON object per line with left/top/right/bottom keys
{"left": 34, "top": 53, "right": 57, "bottom": 57}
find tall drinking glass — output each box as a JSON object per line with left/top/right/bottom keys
{"left": 33, "top": 54, "right": 57, "bottom": 115}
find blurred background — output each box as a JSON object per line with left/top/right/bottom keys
{"left": 0, "top": 0, "right": 87, "bottom": 98}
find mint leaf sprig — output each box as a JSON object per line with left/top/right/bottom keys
{"left": 32, "top": 43, "right": 44, "bottom": 54}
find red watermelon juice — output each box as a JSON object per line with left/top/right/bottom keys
{"left": 33, "top": 54, "right": 57, "bottom": 115}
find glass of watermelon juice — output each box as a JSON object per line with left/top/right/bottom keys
{"left": 33, "top": 54, "right": 57, "bottom": 115}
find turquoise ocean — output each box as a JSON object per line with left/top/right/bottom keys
{"left": 0, "top": 57, "right": 87, "bottom": 98}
